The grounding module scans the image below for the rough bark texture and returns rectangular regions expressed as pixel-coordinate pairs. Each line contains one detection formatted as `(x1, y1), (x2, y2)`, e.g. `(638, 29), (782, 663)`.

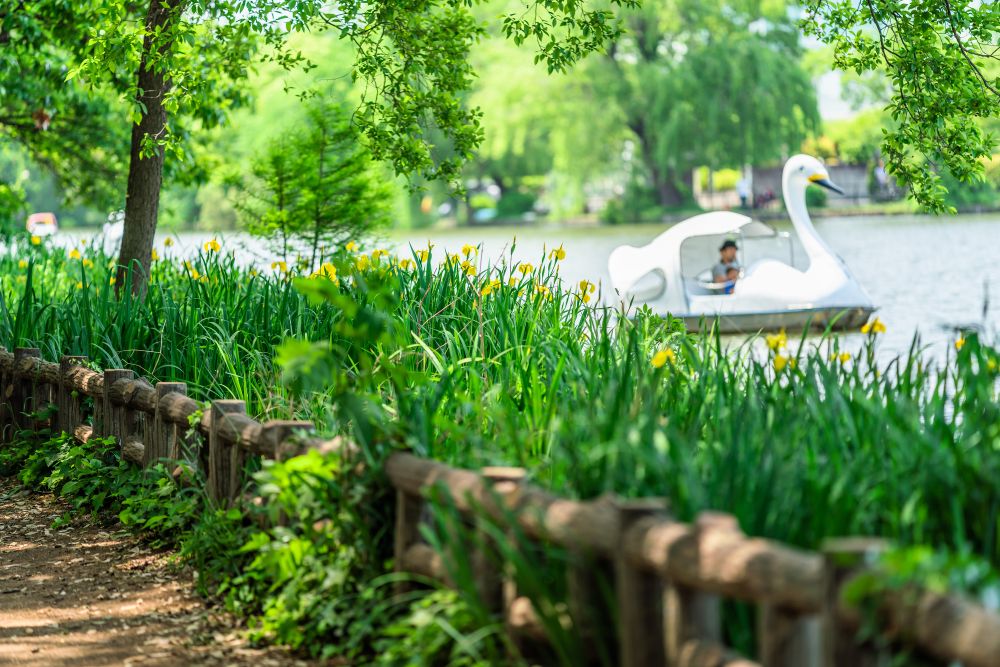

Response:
(118, 0), (178, 297)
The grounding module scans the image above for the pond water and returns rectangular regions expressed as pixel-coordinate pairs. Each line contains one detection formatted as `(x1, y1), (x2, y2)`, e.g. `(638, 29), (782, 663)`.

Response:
(58, 213), (1000, 361)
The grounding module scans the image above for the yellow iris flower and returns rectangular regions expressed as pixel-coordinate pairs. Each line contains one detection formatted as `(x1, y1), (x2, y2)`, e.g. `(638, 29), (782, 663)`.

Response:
(765, 329), (787, 350)
(861, 318), (886, 334)
(651, 348), (676, 368)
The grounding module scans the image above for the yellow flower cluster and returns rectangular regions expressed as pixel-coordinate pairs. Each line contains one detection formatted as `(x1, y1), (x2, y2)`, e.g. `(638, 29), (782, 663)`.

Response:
(861, 317), (886, 335)
(204, 238), (220, 253)
(517, 263), (534, 276)
(30, 235), (41, 246)
(773, 354), (796, 372)
(764, 329), (795, 372)
(828, 351), (851, 365)
(398, 258), (415, 270)
(416, 249), (429, 262)
(151, 249), (160, 262)
(459, 260), (476, 276)
(462, 244), (477, 258)
(480, 278), (502, 297)
(578, 279), (596, 303)
(345, 241), (359, 252)
(651, 348), (676, 368)
(69, 248), (81, 260)
(271, 260), (289, 274)
(549, 244), (566, 261)
(163, 237), (175, 248)
(765, 329), (787, 351)
(955, 336), (966, 351)
(310, 262), (338, 283)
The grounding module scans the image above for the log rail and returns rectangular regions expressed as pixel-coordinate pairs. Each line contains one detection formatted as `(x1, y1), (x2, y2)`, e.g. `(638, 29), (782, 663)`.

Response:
(1, 347), (998, 666)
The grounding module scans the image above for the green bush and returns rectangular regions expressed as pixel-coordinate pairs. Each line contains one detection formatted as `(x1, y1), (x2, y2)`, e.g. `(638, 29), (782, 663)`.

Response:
(805, 183), (828, 208)
(496, 190), (535, 218)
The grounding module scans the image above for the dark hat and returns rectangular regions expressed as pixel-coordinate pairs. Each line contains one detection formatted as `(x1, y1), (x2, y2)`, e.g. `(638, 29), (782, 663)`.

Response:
(719, 239), (738, 251)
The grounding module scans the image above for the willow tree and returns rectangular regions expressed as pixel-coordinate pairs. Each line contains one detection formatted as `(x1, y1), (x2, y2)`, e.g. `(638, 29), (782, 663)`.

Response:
(588, 0), (818, 207)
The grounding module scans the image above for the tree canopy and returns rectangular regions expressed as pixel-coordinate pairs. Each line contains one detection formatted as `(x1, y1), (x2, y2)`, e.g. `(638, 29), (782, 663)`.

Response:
(0, 2), (128, 213)
(803, 0), (1000, 212)
(588, 0), (818, 207)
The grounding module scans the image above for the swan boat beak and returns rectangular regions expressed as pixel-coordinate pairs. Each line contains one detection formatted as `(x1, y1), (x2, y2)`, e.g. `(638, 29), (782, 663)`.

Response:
(808, 173), (845, 195)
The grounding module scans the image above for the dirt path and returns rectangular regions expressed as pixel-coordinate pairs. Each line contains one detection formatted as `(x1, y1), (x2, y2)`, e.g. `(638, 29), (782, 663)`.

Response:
(0, 478), (321, 667)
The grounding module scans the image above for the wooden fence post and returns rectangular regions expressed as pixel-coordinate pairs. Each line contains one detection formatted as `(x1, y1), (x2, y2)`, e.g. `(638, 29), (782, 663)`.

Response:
(474, 467), (525, 614)
(822, 538), (889, 667)
(0, 346), (8, 442)
(99, 369), (134, 444)
(614, 497), (668, 667)
(207, 399), (246, 505)
(394, 484), (425, 594)
(566, 496), (616, 667)
(12, 348), (40, 435)
(759, 604), (821, 667)
(265, 420), (315, 461)
(664, 512), (727, 663)
(57, 356), (87, 435)
(146, 382), (187, 466)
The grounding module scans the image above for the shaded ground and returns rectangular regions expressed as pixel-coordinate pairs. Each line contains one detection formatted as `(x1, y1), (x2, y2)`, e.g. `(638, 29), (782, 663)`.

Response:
(0, 477), (321, 667)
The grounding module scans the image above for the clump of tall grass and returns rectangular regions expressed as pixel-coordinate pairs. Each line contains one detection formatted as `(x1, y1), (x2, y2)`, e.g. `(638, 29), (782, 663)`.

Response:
(4, 234), (999, 570)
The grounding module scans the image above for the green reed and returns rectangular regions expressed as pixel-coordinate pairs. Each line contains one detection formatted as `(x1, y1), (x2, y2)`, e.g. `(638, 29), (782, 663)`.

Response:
(4, 235), (999, 572)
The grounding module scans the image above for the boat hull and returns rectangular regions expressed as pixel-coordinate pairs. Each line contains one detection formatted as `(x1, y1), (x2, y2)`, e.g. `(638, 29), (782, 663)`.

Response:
(677, 306), (875, 334)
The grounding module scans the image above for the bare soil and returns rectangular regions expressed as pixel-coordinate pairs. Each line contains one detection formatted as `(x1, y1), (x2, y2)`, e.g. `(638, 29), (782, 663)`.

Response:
(0, 477), (323, 667)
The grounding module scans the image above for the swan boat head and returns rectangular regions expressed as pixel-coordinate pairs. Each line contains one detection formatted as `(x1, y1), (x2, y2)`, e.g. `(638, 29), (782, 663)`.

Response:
(783, 154), (844, 198)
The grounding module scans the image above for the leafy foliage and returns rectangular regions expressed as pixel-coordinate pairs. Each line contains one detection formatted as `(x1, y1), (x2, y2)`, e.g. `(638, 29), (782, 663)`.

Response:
(802, 0), (1000, 212)
(0, 1), (129, 210)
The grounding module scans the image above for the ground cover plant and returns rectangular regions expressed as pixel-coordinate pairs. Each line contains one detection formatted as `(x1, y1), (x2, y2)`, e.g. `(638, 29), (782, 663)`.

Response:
(1, 232), (999, 662)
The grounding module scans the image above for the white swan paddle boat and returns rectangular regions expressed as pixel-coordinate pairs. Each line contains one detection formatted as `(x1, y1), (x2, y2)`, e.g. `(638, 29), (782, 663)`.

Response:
(607, 154), (875, 333)
(26, 212), (58, 237)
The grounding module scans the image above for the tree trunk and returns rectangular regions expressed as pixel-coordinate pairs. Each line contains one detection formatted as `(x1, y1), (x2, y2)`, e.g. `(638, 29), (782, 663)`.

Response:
(117, 0), (178, 297)
(650, 163), (684, 208)
(632, 121), (685, 208)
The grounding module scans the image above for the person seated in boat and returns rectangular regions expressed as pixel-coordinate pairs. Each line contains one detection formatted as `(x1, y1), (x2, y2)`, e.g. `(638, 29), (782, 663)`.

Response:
(712, 239), (740, 294)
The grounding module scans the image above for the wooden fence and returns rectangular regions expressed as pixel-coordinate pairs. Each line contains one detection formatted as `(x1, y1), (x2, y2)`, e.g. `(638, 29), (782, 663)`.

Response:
(2, 346), (999, 667)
